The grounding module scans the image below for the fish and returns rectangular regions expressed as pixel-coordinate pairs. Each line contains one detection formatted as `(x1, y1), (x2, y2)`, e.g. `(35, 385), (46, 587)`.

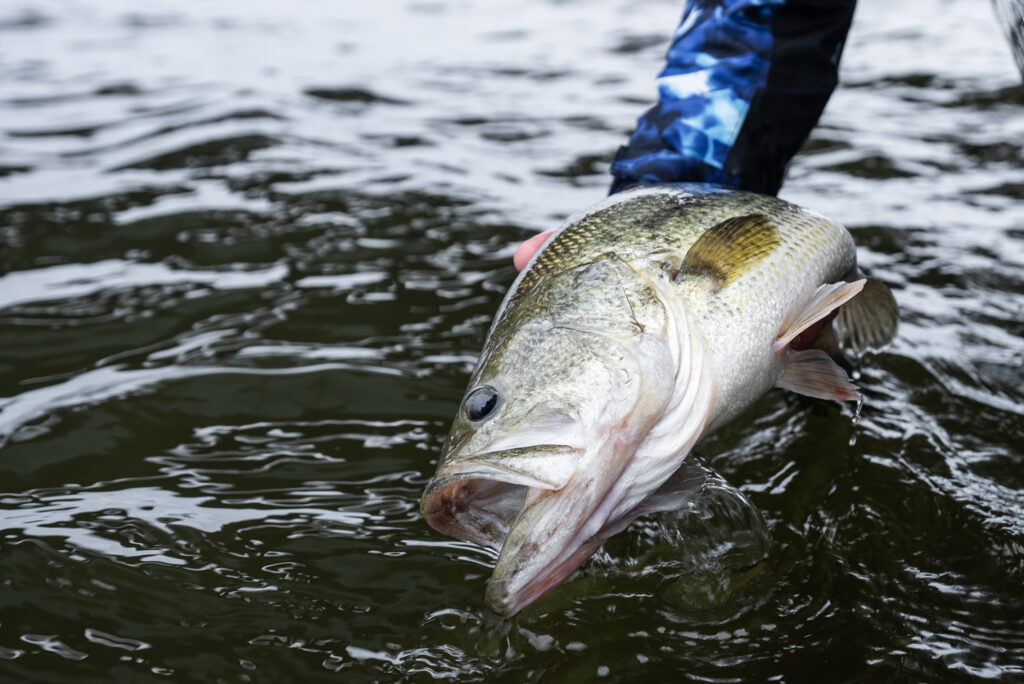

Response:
(420, 184), (898, 617)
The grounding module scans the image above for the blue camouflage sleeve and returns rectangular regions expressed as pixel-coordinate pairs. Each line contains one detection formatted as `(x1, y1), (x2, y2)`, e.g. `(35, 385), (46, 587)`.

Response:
(609, 0), (858, 196)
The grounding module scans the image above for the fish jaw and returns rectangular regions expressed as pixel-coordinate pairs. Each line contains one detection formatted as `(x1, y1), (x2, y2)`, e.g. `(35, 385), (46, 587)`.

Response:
(421, 437), (639, 616)
(423, 430), (684, 618)
(486, 529), (604, 616)
(482, 440), (636, 617)
(419, 445), (580, 549)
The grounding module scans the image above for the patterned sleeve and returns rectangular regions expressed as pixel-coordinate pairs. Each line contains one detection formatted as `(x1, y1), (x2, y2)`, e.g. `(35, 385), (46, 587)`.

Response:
(609, 0), (857, 196)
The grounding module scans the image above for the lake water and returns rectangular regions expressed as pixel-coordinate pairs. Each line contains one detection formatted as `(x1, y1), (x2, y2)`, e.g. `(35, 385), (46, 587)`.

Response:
(1, 0), (1023, 680)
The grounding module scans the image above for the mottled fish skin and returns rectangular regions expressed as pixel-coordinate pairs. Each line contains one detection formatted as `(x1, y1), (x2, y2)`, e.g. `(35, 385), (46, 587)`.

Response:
(422, 184), (864, 616)
(499, 184), (855, 427)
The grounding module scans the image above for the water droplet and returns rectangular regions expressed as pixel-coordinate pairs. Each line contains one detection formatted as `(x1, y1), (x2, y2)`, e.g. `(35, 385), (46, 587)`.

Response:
(849, 397), (864, 446)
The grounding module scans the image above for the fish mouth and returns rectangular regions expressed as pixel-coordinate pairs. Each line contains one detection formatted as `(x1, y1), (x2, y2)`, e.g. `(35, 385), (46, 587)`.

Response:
(420, 472), (529, 550)
(421, 443), (632, 617)
(419, 445), (579, 550)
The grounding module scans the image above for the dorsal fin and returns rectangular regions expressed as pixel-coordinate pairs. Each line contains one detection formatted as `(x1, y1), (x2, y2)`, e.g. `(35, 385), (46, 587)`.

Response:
(677, 213), (781, 291)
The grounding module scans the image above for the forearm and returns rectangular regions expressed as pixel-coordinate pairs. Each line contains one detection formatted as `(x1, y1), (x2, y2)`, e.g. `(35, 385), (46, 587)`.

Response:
(609, 0), (857, 196)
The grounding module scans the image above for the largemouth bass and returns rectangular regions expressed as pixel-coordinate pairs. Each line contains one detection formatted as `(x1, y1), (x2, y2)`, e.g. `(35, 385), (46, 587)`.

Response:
(421, 184), (898, 616)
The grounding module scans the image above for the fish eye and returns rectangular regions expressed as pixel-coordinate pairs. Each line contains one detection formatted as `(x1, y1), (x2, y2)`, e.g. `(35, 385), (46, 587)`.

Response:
(465, 386), (499, 422)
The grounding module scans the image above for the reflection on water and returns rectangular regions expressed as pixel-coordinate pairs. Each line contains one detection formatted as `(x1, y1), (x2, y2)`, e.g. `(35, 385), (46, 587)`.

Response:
(1, 0), (1023, 680)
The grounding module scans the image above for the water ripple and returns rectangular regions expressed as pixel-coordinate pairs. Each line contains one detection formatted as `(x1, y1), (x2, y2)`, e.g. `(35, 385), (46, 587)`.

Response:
(2, 0), (1023, 680)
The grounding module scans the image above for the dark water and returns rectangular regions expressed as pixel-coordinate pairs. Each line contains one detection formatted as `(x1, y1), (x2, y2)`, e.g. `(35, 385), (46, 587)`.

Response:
(1, 0), (1023, 681)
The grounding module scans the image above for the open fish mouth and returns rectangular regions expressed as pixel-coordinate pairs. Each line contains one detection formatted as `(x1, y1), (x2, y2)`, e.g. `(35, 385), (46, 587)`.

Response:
(422, 442), (637, 617)
(420, 444), (580, 550)
(420, 473), (528, 549)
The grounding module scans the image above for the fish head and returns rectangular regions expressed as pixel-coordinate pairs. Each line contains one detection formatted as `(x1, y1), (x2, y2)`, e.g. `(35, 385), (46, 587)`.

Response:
(421, 257), (681, 615)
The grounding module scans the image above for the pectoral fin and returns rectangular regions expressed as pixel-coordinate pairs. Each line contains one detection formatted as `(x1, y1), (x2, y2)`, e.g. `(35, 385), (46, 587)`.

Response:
(834, 279), (899, 352)
(777, 349), (861, 402)
(677, 213), (781, 291)
(775, 280), (865, 351)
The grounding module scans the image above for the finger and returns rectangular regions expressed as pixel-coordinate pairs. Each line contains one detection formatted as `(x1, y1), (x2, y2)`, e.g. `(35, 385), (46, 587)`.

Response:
(513, 229), (555, 271)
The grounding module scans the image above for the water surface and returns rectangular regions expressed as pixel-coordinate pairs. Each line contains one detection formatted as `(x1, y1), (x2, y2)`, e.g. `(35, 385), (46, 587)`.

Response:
(1, 0), (1023, 680)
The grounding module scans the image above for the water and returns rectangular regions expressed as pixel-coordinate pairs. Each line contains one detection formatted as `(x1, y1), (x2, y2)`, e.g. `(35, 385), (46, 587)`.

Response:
(1, 0), (1022, 680)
